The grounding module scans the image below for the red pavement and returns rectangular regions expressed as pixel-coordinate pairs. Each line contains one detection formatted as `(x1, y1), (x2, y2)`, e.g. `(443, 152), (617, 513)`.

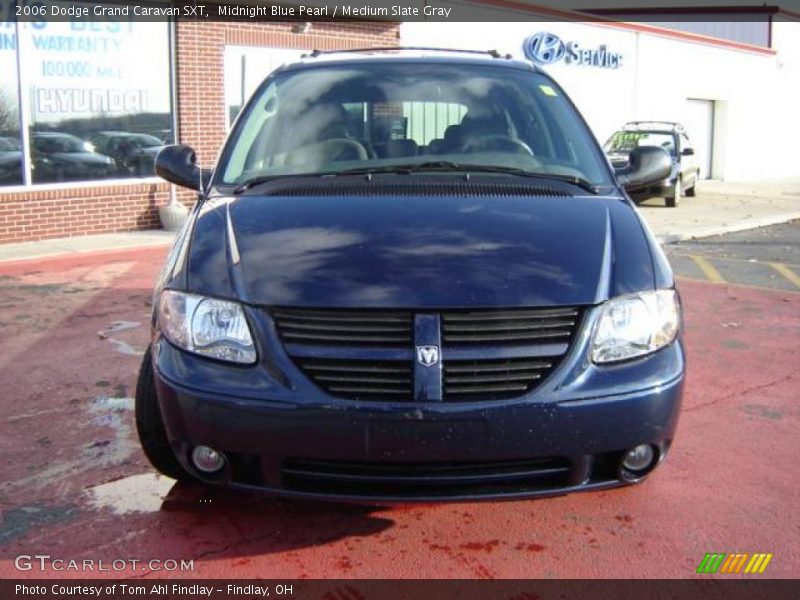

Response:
(0, 247), (798, 579)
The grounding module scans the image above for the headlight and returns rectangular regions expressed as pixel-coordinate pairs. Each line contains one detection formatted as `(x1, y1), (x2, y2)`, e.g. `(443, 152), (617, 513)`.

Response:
(591, 290), (680, 364)
(158, 290), (256, 364)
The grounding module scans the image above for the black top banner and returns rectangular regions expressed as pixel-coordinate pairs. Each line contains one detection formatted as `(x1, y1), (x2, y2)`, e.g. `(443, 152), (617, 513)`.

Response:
(3, 579), (800, 600)
(4, 0), (799, 23)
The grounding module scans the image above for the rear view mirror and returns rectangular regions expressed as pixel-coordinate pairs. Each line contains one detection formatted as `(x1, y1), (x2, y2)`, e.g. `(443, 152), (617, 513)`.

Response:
(615, 146), (673, 191)
(155, 144), (212, 192)
(681, 147), (695, 156)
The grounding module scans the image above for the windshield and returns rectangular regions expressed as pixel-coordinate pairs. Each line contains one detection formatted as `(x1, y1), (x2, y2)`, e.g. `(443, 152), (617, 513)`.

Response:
(218, 62), (613, 187)
(34, 134), (86, 153)
(128, 134), (164, 148)
(0, 137), (21, 152)
(605, 131), (676, 156)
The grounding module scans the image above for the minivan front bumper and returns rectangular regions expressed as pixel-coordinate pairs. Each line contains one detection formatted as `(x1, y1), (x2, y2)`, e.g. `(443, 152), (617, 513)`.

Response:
(151, 329), (685, 502)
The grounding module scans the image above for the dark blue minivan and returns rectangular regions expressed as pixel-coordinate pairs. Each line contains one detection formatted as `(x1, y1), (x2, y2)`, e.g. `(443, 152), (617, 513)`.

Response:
(136, 49), (684, 502)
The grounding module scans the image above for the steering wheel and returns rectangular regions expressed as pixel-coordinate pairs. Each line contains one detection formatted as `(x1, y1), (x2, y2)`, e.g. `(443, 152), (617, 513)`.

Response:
(460, 135), (535, 156)
(317, 138), (369, 162)
(285, 138), (369, 168)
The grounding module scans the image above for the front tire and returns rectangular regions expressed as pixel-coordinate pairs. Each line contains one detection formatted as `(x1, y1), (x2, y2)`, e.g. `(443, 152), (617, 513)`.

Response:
(135, 347), (193, 480)
(686, 177), (697, 197)
(666, 178), (681, 208)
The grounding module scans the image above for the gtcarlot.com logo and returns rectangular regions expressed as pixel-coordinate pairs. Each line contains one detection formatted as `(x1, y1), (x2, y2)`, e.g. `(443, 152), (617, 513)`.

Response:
(14, 554), (194, 572)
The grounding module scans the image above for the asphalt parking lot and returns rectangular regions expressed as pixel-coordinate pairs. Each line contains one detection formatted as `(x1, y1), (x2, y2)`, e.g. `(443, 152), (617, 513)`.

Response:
(0, 223), (798, 579)
(665, 220), (800, 292)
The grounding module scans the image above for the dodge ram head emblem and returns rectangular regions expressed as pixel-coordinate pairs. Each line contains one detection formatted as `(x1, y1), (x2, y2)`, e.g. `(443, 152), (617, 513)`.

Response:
(416, 345), (440, 367)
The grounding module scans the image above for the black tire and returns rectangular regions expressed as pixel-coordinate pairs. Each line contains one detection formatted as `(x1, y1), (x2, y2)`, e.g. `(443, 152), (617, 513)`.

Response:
(686, 181), (697, 197)
(665, 178), (681, 208)
(135, 347), (193, 480)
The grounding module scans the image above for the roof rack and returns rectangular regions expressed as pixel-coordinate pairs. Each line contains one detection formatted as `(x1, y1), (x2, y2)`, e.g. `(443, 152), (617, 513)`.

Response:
(302, 47), (513, 60)
(624, 121), (685, 131)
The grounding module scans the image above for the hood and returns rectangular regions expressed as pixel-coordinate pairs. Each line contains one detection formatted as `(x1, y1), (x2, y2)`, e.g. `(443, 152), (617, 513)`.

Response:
(50, 152), (112, 166)
(0, 151), (21, 166)
(132, 145), (164, 158)
(184, 192), (656, 308)
(606, 151), (630, 168)
(607, 150), (678, 169)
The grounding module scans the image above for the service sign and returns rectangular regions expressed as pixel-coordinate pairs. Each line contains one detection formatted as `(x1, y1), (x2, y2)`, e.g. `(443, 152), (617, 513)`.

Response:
(523, 31), (624, 69)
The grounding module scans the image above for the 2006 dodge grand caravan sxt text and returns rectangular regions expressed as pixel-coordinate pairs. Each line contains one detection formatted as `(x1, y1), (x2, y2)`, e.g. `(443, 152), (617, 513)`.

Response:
(136, 48), (684, 502)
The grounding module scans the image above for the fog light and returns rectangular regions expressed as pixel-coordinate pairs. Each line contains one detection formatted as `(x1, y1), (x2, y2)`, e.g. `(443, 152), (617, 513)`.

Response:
(191, 445), (225, 473)
(621, 444), (656, 473)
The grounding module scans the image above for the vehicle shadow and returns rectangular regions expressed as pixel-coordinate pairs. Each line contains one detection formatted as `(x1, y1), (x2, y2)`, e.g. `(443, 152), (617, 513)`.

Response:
(634, 199), (671, 208)
(140, 480), (396, 563)
(0, 248), (396, 566)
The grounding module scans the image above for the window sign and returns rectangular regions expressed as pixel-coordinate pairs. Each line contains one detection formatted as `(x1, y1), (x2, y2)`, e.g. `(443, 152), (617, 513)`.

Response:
(0, 0), (23, 187)
(1, 0), (174, 187)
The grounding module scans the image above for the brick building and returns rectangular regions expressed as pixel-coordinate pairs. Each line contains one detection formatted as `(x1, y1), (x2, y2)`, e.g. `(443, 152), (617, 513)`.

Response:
(2, 2), (798, 245)
(0, 7), (398, 244)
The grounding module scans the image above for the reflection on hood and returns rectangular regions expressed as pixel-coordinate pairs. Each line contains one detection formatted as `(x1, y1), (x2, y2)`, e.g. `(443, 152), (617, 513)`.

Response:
(185, 192), (656, 308)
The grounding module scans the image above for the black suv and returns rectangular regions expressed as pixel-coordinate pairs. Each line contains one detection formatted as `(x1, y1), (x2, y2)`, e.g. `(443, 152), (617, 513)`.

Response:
(137, 49), (684, 502)
(605, 122), (699, 207)
(30, 132), (117, 183)
(90, 131), (166, 177)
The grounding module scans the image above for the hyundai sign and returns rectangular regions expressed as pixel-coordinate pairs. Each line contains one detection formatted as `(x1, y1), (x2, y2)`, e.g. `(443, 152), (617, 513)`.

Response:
(524, 32), (623, 69)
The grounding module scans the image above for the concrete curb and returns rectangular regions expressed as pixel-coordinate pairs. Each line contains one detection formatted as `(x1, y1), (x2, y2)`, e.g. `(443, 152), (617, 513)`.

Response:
(0, 231), (175, 264)
(655, 211), (800, 245)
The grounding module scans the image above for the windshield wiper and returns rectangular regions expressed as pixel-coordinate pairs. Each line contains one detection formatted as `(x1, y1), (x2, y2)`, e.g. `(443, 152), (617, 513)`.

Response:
(332, 161), (464, 176)
(332, 162), (600, 194)
(233, 162), (601, 195)
(232, 175), (278, 194)
(231, 173), (313, 194)
(508, 171), (601, 194)
(232, 163), (463, 193)
(458, 165), (600, 194)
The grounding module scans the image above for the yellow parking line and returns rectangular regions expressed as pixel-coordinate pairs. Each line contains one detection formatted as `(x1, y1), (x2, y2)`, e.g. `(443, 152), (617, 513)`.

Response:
(691, 255), (726, 284)
(770, 263), (800, 289)
(670, 251), (800, 270)
(676, 274), (800, 295)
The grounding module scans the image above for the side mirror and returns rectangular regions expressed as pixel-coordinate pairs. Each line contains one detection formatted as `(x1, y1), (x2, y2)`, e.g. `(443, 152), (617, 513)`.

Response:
(681, 147), (695, 156)
(155, 144), (211, 192)
(615, 146), (673, 190)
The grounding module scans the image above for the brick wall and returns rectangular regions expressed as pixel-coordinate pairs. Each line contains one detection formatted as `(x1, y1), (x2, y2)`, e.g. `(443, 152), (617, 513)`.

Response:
(0, 183), (170, 244)
(0, 19), (399, 245)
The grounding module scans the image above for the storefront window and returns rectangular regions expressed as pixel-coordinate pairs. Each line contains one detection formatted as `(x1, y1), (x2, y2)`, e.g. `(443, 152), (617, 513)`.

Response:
(3, 1), (174, 186)
(0, 1), (23, 187)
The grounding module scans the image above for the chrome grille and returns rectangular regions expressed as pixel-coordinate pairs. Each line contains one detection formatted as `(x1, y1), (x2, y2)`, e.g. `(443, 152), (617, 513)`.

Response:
(443, 357), (555, 400)
(295, 358), (413, 401)
(441, 307), (579, 345)
(271, 306), (581, 402)
(273, 308), (412, 346)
